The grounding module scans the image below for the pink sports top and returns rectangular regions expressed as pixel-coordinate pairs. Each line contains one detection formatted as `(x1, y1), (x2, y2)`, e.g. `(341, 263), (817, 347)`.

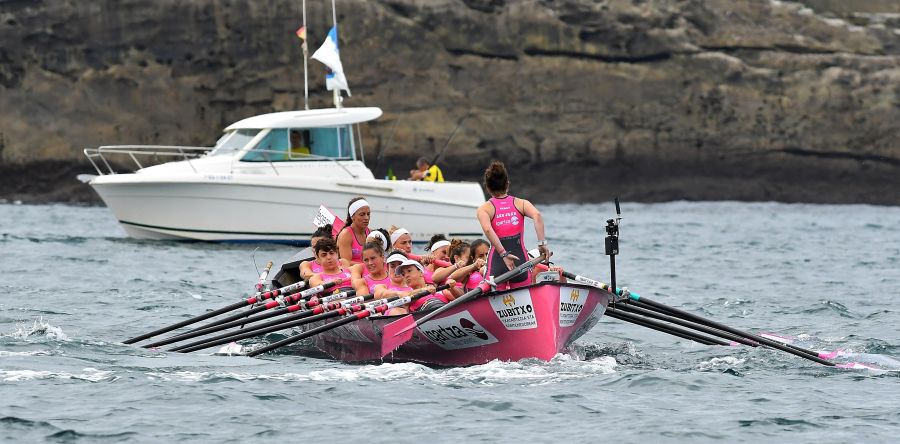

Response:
(309, 261), (324, 274)
(486, 195), (530, 288)
(464, 271), (484, 291)
(409, 291), (450, 312)
(423, 267), (435, 284)
(364, 273), (391, 295)
(344, 226), (371, 264)
(489, 195), (524, 237)
(318, 269), (353, 292)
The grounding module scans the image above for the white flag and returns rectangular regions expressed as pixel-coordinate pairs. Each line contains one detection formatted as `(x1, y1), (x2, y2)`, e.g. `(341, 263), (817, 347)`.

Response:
(311, 26), (351, 96)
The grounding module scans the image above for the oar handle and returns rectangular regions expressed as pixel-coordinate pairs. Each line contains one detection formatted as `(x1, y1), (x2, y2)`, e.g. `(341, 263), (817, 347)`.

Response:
(410, 254), (550, 272)
(255, 261), (274, 293)
(246, 285), (450, 357)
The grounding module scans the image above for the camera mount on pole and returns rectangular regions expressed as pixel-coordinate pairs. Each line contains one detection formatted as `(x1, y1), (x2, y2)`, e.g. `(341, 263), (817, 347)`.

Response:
(605, 197), (622, 294)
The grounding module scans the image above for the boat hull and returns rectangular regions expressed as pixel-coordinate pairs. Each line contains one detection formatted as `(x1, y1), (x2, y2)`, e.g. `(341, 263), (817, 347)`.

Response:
(302, 282), (609, 366)
(89, 174), (484, 242)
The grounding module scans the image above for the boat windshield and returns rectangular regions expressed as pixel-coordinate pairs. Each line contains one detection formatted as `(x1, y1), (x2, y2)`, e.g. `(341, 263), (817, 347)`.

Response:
(241, 126), (354, 162)
(208, 129), (261, 156)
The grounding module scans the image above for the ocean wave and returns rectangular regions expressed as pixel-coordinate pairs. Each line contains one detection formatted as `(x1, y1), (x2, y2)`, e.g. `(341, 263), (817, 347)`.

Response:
(0, 350), (51, 357)
(147, 354), (617, 385)
(2, 318), (69, 342)
(0, 367), (116, 382)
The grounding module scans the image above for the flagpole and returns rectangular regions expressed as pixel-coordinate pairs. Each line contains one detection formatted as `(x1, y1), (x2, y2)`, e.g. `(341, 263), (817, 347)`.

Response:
(302, 0), (309, 110)
(331, 0), (341, 109)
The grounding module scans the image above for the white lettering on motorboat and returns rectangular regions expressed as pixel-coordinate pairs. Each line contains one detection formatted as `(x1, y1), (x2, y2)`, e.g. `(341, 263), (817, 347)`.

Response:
(489, 290), (537, 330)
(559, 287), (586, 327)
(203, 174), (233, 181)
(417, 311), (498, 350)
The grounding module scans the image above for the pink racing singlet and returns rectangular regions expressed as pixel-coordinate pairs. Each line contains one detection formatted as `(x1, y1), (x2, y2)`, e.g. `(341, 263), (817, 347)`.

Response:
(464, 271), (484, 291)
(318, 269), (353, 292)
(344, 227), (371, 264)
(364, 274), (391, 295)
(423, 267), (435, 284)
(309, 261), (324, 274)
(409, 292), (449, 312)
(485, 195), (529, 288)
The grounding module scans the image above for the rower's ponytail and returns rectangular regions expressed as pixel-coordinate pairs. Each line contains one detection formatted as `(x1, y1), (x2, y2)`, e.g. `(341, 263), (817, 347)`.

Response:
(484, 160), (509, 195)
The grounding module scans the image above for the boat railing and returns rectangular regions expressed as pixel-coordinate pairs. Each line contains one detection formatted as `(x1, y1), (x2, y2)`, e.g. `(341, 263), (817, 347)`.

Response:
(240, 149), (360, 179)
(84, 145), (213, 175)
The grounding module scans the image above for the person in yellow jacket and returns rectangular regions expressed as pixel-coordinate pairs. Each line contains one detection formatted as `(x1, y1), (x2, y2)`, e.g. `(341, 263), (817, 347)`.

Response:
(409, 157), (444, 182)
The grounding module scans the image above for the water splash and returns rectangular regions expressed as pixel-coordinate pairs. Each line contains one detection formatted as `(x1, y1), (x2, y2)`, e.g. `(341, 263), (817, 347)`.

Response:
(0, 368), (116, 382)
(147, 353), (617, 386)
(2, 318), (69, 342)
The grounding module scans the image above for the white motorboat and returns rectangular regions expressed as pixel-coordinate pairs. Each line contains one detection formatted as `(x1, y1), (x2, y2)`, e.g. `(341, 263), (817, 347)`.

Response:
(81, 107), (485, 243)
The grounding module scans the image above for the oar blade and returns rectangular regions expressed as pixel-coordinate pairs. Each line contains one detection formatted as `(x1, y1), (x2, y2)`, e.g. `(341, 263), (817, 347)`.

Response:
(380, 314), (415, 357)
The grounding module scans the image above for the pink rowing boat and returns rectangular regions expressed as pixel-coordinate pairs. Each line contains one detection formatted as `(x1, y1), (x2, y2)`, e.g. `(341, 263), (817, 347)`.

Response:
(296, 281), (610, 366)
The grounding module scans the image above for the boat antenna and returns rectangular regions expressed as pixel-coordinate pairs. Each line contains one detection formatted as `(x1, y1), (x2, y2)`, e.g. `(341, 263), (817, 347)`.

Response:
(431, 111), (470, 166)
(302, 0), (309, 110)
(605, 197), (622, 293)
(330, 0), (341, 110)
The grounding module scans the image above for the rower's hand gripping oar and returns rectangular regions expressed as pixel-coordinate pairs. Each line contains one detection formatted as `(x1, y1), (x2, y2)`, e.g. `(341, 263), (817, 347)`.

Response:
(380, 254), (547, 357)
(246, 284), (453, 357)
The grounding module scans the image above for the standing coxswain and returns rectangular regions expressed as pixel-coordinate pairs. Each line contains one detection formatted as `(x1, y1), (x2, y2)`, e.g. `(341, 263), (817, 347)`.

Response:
(476, 160), (551, 290)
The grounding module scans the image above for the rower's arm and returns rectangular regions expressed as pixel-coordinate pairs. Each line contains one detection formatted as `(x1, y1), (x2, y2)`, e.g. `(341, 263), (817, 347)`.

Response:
(430, 265), (455, 284)
(349, 263), (365, 280)
(299, 260), (315, 280)
(352, 278), (370, 296)
(476, 204), (507, 255)
(336, 230), (353, 263)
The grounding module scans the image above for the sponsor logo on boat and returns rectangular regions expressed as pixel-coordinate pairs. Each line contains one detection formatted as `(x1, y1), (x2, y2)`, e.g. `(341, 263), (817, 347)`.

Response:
(559, 287), (586, 327)
(417, 311), (498, 350)
(489, 289), (537, 330)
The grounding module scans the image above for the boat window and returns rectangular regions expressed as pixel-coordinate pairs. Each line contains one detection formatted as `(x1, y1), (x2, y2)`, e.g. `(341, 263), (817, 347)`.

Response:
(241, 126), (355, 162)
(208, 129), (260, 156)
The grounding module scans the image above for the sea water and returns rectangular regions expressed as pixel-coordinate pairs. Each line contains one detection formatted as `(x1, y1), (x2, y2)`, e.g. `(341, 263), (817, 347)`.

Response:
(1, 202), (898, 443)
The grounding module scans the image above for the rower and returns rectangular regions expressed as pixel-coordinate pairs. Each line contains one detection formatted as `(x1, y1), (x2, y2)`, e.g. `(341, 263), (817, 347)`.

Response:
(299, 224), (351, 280)
(388, 226), (413, 254)
(446, 239), (487, 291)
(396, 258), (462, 311)
(476, 160), (551, 290)
(337, 197), (371, 264)
(352, 241), (390, 295)
(308, 238), (353, 292)
(470, 239), (490, 269)
(424, 234), (453, 284)
(408, 157), (444, 183)
(373, 252), (413, 315)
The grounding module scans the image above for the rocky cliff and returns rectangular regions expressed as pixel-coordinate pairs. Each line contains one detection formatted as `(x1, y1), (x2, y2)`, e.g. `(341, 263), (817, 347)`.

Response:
(1, 0), (899, 204)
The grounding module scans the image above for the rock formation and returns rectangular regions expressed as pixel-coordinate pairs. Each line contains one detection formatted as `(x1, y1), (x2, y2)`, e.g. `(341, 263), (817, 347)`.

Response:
(1, 0), (898, 204)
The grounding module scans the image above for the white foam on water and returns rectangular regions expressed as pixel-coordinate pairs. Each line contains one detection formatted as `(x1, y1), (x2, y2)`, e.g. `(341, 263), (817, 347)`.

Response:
(0, 367), (116, 382)
(0, 350), (51, 357)
(697, 356), (746, 371)
(2, 318), (70, 342)
(146, 353), (617, 385)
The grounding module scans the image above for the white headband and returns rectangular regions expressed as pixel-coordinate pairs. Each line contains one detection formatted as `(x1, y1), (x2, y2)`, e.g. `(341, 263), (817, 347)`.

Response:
(429, 240), (451, 252)
(386, 253), (407, 264)
(390, 228), (410, 245)
(348, 199), (370, 217)
(366, 231), (388, 248)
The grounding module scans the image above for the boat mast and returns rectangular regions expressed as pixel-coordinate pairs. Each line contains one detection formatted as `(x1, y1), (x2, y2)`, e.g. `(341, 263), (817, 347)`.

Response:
(302, 0), (309, 110)
(331, 0), (341, 110)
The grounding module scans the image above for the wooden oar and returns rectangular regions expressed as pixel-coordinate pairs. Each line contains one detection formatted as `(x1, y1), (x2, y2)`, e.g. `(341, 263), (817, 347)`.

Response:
(143, 286), (355, 349)
(171, 292), (374, 353)
(615, 303), (758, 347)
(123, 277), (315, 344)
(562, 271), (836, 367)
(605, 307), (729, 346)
(380, 254), (546, 357)
(246, 285), (451, 357)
